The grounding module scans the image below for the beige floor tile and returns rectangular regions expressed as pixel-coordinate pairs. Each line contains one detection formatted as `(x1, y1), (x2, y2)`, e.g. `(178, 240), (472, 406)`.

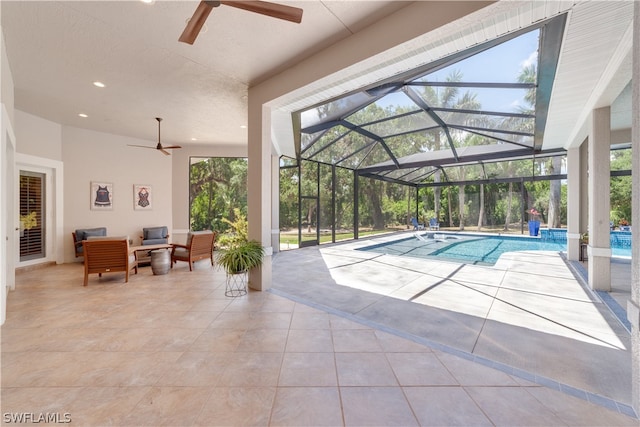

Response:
(122, 386), (213, 426)
(270, 387), (343, 426)
(404, 386), (493, 426)
(285, 328), (334, 352)
(188, 328), (246, 352)
(289, 311), (332, 329)
(386, 352), (458, 386)
(335, 352), (398, 386)
(208, 311), (253, 329)
(340, 386), (419, 426)
(196, 387), (276, 426)
(248, 312), (293, 329)
(155, 351), (233, 386)
(332, 329), (383, 352)
(235, 328), (289, 353)
(278, 352), (337, 386)
(259, 295), (297, 313)
(216, 352), (283, 387)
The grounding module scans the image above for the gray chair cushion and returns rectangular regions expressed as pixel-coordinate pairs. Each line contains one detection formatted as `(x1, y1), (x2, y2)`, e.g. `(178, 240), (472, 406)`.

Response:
(144, 226), (168, 240)
(173, 247), (189, 257)
(75, 227), (107, 242)
(143, 238), (168, 245)
(142, 226), (168, 245)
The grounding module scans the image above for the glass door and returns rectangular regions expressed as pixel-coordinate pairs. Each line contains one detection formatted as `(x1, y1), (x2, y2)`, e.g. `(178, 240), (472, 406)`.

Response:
(299, 195), (319, 247)
(19, 171), (45, 261)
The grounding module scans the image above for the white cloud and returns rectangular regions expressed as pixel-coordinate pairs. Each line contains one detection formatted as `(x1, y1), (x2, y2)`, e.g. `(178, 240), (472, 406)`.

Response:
(521, 51), (538, 69)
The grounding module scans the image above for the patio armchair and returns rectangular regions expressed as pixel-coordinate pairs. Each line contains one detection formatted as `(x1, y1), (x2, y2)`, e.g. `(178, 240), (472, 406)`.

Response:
(138, 226), (170, 264)
(429, 218), (440, 231)
(171, 230), (215, 271)
(141, 226), (170, 245)
(82, 236), (137, 286)
(411, 217), (425, 230)
(72, 227), (107, 258)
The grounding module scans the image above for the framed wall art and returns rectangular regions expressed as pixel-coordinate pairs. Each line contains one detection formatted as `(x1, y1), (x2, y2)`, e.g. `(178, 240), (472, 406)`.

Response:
(90, 181), (113, 210)
(134, 184), (152, 210)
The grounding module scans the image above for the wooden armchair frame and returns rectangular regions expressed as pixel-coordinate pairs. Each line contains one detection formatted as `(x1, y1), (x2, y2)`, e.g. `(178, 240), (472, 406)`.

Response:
(171, 231), (215, 271)
(82, 238), (137, 286)
(72, 227), (107, 258)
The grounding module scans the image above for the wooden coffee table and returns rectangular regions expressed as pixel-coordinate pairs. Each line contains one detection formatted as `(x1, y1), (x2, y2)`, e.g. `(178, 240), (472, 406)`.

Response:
(130, 244), (172, 275)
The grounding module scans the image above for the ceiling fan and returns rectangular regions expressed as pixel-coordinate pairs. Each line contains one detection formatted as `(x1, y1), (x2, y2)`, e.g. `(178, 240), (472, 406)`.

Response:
(179, 0), (303, 45)
(128, 118), (181, 156)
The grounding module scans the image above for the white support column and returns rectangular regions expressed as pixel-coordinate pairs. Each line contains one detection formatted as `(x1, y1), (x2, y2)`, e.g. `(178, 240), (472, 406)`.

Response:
(587, 107), (611, 291)
(247, 103), (272, 291)
(580, 142), (589, 233)
(629, 0), (640, 414)
(271, 155), (280, 254)
(566, 147), (581, 261)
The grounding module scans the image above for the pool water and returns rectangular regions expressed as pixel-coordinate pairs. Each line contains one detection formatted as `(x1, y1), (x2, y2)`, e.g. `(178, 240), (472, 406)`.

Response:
(359, 233), (631, 266)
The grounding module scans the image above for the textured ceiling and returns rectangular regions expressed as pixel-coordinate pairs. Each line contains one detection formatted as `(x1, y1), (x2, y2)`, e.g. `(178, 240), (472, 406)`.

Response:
(1, 0), (411, 146)
(1, 0), (633, 153)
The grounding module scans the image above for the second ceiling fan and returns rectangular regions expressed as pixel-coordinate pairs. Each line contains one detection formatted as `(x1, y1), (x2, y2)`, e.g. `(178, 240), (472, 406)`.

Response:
(128, 117), (181, 156)
(179, 1), (303, 45)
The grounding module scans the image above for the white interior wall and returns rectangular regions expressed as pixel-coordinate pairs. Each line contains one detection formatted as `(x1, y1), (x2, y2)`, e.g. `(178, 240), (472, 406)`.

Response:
(15, 110), (62, 161)
(62, 126), (173, 262)
(1, 12), (15, 324)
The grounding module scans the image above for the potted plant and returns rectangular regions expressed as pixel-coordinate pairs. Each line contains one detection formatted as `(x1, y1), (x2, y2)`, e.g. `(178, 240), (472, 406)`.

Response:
(527, 208), (541, 236)
(218, 239), (265, 296)
(218, 239), (265, 275)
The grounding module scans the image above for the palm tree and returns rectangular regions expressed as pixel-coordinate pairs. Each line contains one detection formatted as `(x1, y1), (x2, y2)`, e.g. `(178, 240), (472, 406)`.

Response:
(420, 71), (481, 228)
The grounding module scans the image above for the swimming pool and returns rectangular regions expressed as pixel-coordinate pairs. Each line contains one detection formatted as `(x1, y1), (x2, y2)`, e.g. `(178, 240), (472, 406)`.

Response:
(359, 232), (631, 265)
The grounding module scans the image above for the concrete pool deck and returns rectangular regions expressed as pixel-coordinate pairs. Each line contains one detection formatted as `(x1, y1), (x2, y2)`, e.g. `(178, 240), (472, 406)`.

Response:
(272, 230), (635, 418)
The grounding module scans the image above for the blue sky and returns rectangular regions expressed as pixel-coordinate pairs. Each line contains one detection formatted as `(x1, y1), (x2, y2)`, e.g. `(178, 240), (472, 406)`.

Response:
(426, 29), (540, 111)
(373, 29), (540, 114)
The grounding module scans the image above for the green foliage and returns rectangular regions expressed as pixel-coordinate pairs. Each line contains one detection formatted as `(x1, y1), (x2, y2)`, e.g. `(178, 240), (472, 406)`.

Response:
(610, 149), (632, 223)
(217, 239), (265, 274)
(190, 157), (247, 232)
(218, 208), (248, 247)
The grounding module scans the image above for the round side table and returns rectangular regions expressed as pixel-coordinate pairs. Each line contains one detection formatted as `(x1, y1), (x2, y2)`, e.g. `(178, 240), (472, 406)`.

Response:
(150, 249), (171, 275)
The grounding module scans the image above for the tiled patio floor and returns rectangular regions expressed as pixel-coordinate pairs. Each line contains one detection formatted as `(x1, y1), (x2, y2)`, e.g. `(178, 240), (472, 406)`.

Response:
(1, 235), (637, 426)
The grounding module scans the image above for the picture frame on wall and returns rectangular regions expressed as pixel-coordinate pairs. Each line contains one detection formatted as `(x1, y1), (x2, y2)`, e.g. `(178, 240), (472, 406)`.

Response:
(90, 181), (113, 210)
(134, 184), (152, 210)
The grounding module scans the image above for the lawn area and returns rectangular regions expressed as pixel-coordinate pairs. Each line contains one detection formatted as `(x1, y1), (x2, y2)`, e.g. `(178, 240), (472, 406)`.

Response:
(278, 223), (537, 247)
(279, 227), (405, 246)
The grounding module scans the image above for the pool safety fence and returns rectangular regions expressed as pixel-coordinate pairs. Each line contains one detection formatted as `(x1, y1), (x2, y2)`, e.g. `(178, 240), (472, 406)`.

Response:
(540, 228), (631, 248)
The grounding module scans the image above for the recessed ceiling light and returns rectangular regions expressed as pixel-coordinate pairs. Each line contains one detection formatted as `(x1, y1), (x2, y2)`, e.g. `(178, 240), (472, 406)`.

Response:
(78, 113), (88, 118)
(93, 81), (105, 88)
(140, 0), (154, 4)
(240, 125), (247, 129)
(191, 138), (197, 141)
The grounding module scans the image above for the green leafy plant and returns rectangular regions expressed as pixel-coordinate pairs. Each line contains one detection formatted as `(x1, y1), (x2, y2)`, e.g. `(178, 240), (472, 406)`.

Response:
(217, 239), (264, 274)
(218, 208), (248, 248)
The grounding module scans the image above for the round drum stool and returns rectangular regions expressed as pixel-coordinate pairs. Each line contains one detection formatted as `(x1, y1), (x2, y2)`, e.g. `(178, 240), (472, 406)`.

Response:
(150, 249), (171, 275)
